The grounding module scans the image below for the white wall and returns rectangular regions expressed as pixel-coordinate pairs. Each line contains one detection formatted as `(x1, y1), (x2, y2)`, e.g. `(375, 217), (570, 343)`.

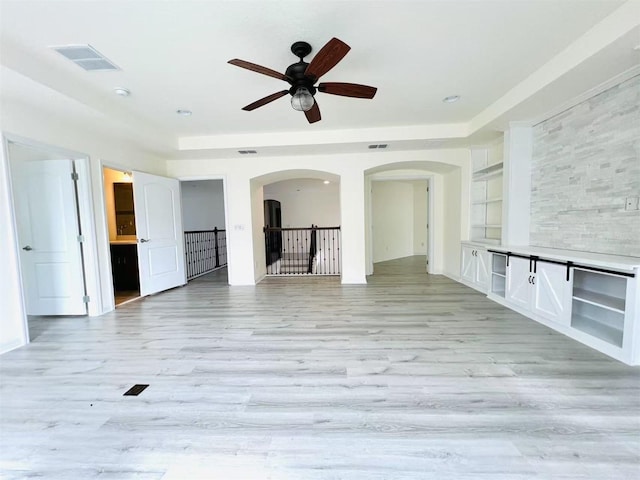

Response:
(412, 180), (428, 255)
(181, 179), (226, 231)
(443, 168), (462, 278)
(0, 144), (28, 353)
(372, 181), (415, 263)
(167, 149), (470, 285)
(263, 178), (340, 227)
(1, 96), (169, 322)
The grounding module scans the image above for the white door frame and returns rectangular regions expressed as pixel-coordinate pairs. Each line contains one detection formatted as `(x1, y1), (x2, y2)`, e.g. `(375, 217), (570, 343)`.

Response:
(366, 174), (434, 275)
(2, 134), (102, 343)
(173, 174), (231, 285)
(99, 163), (136, 312)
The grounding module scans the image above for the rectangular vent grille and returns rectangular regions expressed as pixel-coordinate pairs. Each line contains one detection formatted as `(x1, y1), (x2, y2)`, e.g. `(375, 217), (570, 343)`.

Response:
(238, 150), (257, 155)
(123, 384), (149, 396)
(368, 144), (388, 149)
(51, 45), (119, 71)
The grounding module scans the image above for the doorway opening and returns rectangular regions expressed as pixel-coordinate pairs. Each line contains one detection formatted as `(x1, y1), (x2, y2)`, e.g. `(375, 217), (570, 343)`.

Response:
(369, 178), (430, 275)
(180, 179), (228, 281)
(5, 138), (93, 342)
(103, 166), (140, 306)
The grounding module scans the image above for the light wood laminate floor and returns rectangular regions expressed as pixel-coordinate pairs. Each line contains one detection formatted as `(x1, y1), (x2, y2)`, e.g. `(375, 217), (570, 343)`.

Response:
(1, 256), (639, 479)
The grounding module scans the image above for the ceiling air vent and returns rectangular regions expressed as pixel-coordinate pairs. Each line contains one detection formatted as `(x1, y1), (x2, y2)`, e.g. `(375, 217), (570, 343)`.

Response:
(51, 44), (119, 71)
(368, 144), (388, 149)
(238, 150), (257, 155)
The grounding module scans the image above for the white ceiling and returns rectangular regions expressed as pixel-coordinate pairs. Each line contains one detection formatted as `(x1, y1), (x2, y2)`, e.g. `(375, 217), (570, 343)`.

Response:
(1, 0), (638, 159)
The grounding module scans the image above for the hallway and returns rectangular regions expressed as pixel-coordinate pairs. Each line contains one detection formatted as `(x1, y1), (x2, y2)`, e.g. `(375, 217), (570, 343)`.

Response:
(1, 259), (639, 479)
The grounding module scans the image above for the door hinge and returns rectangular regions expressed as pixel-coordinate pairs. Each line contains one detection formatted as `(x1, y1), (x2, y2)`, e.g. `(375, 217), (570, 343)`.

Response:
(71, 172), (79, 181)
(77, 235), (84, 243)
(82, 295), (90, 303)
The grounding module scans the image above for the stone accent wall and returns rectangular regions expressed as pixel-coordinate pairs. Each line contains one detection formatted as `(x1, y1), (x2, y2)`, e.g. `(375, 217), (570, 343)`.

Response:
(530, 75), (640, 257)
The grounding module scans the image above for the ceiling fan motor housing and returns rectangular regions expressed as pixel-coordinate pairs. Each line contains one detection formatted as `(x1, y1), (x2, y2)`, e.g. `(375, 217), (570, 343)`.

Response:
(285, 61), (316, 96)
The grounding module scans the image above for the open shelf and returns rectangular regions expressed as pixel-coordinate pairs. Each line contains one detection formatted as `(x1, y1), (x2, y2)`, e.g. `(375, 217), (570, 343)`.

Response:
(492, 254), (507, 275)
(470, 144), (503, 245)
(573, 288), (625, 313)
(572, 314), (623, 348)
(473, 197), (502, 205)
(473, 162), (503, 181)
(491, 274), (506, 298)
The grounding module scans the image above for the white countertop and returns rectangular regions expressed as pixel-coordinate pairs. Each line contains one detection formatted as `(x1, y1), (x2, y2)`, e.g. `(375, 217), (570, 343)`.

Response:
(485, 245), (640, 272)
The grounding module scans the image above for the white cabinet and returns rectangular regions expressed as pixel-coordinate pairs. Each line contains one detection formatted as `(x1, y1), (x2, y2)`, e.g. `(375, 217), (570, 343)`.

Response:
(461, 245), (490, 292)
(505, 256), (571, 324)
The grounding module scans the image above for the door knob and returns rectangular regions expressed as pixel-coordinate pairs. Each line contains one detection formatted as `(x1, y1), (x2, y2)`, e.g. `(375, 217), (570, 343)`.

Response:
(22, 245), (33, 251)
(139, 238), (150, 243)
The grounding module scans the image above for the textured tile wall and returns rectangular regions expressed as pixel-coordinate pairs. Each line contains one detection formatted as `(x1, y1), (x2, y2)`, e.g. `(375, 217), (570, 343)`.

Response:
(530, 75), (640, 257)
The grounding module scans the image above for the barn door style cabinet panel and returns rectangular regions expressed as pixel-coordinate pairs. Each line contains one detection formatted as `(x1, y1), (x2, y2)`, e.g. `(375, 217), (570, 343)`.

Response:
(487, 246), (640, 365)
(460, 243), (490, 293)
(504, 256), (571, 325)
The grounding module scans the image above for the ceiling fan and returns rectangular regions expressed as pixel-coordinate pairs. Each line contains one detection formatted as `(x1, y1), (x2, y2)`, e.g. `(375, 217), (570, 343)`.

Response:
(228, 38), (377, 124)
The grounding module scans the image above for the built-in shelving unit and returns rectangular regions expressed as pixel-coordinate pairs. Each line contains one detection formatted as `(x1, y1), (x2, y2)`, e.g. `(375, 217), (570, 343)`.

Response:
(571, 268), (627, 348)
(470, 142), (503, 244)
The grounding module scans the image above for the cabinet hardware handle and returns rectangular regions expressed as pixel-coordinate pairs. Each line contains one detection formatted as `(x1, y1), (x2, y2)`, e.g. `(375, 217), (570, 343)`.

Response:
(528, 275), (532, 284)
(531, 276), (535, 285)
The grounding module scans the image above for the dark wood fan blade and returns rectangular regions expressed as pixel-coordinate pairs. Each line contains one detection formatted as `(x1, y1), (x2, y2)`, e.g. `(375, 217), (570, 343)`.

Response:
(304, 38), (351, 79)
(318, 82), (377, 99)
(228, 59), (289, 81)
(305, 101), (321, 123)
(242, 90), (289, 111)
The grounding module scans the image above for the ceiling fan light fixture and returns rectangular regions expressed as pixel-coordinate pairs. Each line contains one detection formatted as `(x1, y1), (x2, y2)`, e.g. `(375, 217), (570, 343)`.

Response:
(291, 87), (315, 112)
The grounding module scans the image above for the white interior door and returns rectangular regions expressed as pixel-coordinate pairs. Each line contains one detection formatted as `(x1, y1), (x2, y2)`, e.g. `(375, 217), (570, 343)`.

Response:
(12, 159), (86, 315)
(133, 171), (186, 296)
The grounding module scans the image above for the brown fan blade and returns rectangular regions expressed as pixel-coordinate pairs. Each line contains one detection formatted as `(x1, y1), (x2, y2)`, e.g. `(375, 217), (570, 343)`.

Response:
(242, 90), (289, 111)
(304, 38), (351, 79)
(318, 82), (377, 99)
(305, 101), (321, 124)
(228, 59), (289, 81)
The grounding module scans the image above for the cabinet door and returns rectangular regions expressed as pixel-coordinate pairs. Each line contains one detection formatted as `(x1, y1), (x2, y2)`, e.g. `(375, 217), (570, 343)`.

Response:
(461, 246), (475, 283)
(506, 256), (531, 310)
(532, 261), (570, 324)
(475, 249), (490, 290)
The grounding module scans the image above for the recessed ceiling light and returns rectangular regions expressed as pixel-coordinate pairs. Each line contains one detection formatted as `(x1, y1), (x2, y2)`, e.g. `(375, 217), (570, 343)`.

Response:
(176, 109), (192, 116)
(443, 95), (460, 103)
(113, 87), (130, 97)
(323, 180), (330, 184)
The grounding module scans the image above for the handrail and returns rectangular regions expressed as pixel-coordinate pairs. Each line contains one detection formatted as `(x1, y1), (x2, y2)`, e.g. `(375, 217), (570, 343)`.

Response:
(264, 225), (340, 275)
(184, 228), (227, 280)
(263, 226), (340, 232)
